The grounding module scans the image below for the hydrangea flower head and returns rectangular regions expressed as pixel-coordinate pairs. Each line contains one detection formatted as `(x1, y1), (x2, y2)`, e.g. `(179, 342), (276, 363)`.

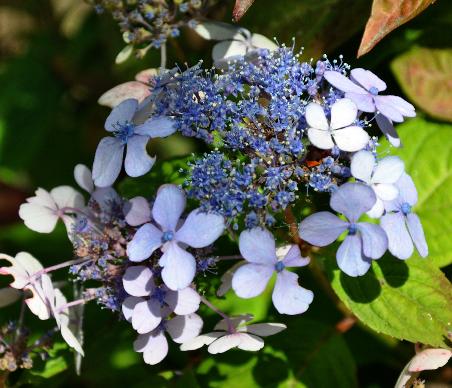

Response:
(19, 186), (84, 236)
(127, 184), (225, 290)
(92, 99), (176, 187)
(299, 183), (388, 276)
(306, 98), (369, 152)
(351, 150), (405, 218)
(232, 228), (313, 315)
(381, 173), (428, 259)
(181, 315), (286, 354)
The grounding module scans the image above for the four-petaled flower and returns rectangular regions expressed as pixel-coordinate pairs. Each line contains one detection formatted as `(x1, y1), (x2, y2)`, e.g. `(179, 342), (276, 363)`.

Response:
(324, 68), (415, 147)
(181, 315), (286, 354)
(127, 184), (225, 290)
(121, 265), (201, 334)
(306, 98), (369, 152)
(299, 183), (388, 276)
(232, 228), (313, 315)
(351, 150), (405, 218)
(19, 186), (84, 238)
(92, 98), (176, 187)
(381, 173), (428, 260)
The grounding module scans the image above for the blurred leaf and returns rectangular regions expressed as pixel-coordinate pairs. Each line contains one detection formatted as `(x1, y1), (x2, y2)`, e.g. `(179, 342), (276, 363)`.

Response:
(326, 254), (452, 349)
(358, 0), (435, 57)
(232, 0), (256, 22)
(0, 287), (21, 308)
(391, 48), (452, 121)
(30, 356), (68, 379)
(379, 118), (452, 267)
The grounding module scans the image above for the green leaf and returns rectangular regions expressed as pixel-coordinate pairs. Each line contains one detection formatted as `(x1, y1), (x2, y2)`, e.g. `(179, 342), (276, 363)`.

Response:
(380, 118), (452, 267)
(30, 356), (68, 379)
(391, 48), (452, 121)
(326, 254), (452, 349)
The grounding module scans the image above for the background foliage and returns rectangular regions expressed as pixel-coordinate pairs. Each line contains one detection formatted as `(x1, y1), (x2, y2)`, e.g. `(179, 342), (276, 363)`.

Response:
(0, 0), (450, 386)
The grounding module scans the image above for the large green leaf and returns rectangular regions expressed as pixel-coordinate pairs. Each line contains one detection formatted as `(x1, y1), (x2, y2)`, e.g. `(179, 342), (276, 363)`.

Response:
(391, 48), (452, 122)
(326, 254), (452, 349)
(380, 118), (452, 267)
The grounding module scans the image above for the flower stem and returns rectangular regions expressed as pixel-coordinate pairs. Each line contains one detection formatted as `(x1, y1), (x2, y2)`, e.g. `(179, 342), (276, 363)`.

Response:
(217, 255), (242, 261)
(200, 295), (235, 333)
(160, 43), (167, 70)
(31, 257), (92, 280)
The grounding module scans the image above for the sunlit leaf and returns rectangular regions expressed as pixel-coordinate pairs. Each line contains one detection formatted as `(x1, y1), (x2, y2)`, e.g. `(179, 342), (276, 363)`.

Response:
(391, 48), (452, 122)
(358, 0), (435, 57)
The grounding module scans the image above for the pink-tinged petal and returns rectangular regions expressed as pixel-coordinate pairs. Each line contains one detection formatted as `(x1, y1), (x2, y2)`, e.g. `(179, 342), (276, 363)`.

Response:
(366, 198), (385, 219)
(373, 183), (399, 201)
(330, 98), (358, 130)
(244, 323), (286, 337)
(380, 213), (413, 260)
(159, 243), (196, 290)
(92, 137), (124, 188)
(351, 150), (375, 184)
(134, 116), (176, 138)
(17, 251), (44, 274)
(375, 96), (404, 123)
(350, 68), (387, 92)
(372, 156), (404, 184)
(396, 173), (418, 206)
(122, 296), (142, 322)
(305, 103), (329, 131)
(167, 313), (203, 344)
(125, 196), (151, 226)
(299, 212), (347, 246)
(272, 270), (313, 315)
(330, 182), (376, 222)
(180, 332), (224, 351)
(60, 325), (84, 356)
(104, 98), (138, 132)
(281, 245), (310, 268)
(232, 263), (273, 298)
(208, 334), (242, 354)
(358, 223), (388, 259)
(19, 203), (58, 233)
(98, 82), (150, 108)
(332, 125), (370, 152)
(406, 213), (428, 258)
(238, 227), (277, 264)
(375, 114), (401, 147)
(127, 223), (162, 262)
(345, 92), (376, 112)
(324, 71), (367, 94)
(336, 235), (372, 277)
(408, 348), (452, 372)
(122, 266), (154, 297)
(193, 21), (241, 41)
(152, 184), (186, 231)
(132, 299), (163, 334)
(25, 283), (52, 320)
(166, 287), (201, 315)
(307, 128), (334, 150)
(141, 332), (169, 365)
(74, 164), (94, 193)
(237, 333), (264, 351)
(0, 288), (21, 308)
(135, 68), (158, 84)
(176, 210), (224, 248)
(124, 135), (156, 178)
